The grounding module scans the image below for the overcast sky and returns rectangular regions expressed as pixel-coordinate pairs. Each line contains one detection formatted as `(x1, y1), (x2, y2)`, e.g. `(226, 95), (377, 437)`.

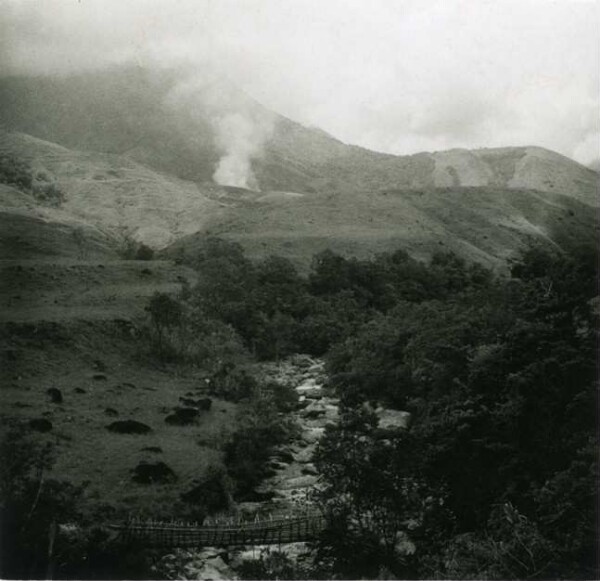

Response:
(1, 0), (598, 163)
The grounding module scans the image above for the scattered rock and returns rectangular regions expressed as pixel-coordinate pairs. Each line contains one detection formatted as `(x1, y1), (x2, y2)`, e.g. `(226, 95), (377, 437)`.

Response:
(132, 461), (176, 484)
(305, 392), (323, 401)
(295, 399), (309, 411)
(301, 427), (325, 445)
(179, 396), (198, 407)
(165, 407), (199, 426)
(302, 408), (325, 420)
(106, 420), (152, 434)
(121, 382), (136, 389)
(268, 460), (289, 472)
(29, 418), (53, 432)
(294, 447), (314, 464)
(290, 354), (316, 369)
(375, 408), (411, 430)
(197, 397), (212, 411)
(141, 446), (163, 453)
(301, 464), (318, 476)
(104, 407), (119, 417)
(178, 396), (212, 410)
(192, 555), (234, 581)
(274, 449), (295, 464)
(279, 475), (318, 490)
(46, 387), (63, 404)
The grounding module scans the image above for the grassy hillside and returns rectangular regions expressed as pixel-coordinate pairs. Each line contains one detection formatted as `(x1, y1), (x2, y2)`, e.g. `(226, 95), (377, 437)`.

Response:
(163, 186), (598, 271)
(0, 130), (224, 252)
(0, 67), (597, 205)
(0, 253), (242, 520)
(0, 317), (236, 519)
(2, 128), (596, 272)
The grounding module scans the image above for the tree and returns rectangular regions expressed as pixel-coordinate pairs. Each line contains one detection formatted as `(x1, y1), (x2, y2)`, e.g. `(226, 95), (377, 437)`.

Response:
(0, 427), (84, 579)
(145, 292), (183, 359)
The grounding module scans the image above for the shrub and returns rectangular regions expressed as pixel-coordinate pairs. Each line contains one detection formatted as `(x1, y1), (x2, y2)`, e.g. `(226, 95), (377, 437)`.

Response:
(135, 244), (154, 261)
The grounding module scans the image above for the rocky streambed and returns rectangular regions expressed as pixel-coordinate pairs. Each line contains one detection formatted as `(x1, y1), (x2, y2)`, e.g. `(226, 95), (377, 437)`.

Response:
(155, 357), (413, 579)
(246, 357), (338, 512)
(155, 357), (338, 580)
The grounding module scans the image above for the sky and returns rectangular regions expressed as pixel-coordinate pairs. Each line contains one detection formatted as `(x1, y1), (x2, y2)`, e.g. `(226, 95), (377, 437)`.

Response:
(0, 0), (598, 164)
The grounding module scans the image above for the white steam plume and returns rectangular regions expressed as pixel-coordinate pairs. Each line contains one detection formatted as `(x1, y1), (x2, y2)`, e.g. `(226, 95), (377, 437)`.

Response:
(212, 111), (271, 189)
(165, 72), (274, 190)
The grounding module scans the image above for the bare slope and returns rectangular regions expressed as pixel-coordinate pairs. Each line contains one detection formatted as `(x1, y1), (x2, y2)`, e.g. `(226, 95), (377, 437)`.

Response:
(0, 130), (223, 252)
(2, 128), (596, 272)
(163, 186), (597, 270)
(0, 67), (597, 205)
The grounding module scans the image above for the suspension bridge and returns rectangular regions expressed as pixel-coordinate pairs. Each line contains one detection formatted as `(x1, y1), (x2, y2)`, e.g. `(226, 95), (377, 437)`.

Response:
(107, 511), (328, 548)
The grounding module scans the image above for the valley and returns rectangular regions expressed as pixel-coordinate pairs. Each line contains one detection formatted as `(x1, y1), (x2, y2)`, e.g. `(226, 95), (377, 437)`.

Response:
(0, 64), (597, 580)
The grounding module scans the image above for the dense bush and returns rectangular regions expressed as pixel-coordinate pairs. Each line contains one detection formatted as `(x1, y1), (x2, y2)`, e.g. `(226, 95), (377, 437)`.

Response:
(0, 427), (85, 579)
(140, 238), (596, 578)
(224, 395), (298, 499)
(0, 156), (64, 205)
(314, 246), (598, 579)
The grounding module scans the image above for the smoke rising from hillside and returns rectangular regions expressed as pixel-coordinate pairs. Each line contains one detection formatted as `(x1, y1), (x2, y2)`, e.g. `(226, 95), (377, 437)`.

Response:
(212, 112), (272, 189)
(0, 0), (598, 164)
(164, 73), (274, 189)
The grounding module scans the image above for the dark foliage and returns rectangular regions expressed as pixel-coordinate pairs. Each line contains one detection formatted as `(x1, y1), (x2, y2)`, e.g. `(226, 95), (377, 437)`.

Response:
(316, 246), (598, 579)
(139, 237), (596, 578)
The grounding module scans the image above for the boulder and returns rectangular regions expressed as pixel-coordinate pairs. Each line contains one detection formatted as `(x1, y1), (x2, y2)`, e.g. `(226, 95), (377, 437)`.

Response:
(104, 407), (119, 417)
(29, 418), (53, 432)
(74, 387), (86, 394)
(179, 396), (198, 407)
(294, 447), (314, 464)
(375, 408), (411, 430)
(279, 475), (318, 490)
(46, 387), (63, 404)
(92, 373), (107, 381)
(106, 420), (152, 434)
(197, 397), (213, 411)
(192, 555), (235, 581)
(132, 461), (176, 484)
(165, 407), (199, 426)
(301, 464), (318, 476)
(301, 427), (325, 445)
(178, 397), (212, 411)
(273, 448), (295, 464)
(290, 354), (316, 369)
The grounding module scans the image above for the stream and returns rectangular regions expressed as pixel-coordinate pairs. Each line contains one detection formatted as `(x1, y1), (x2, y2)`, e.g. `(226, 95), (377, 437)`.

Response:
(155, 357), (338, 580)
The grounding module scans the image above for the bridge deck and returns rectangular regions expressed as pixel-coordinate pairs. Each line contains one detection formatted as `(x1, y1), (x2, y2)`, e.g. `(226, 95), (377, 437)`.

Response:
(109, 513), (327, 548)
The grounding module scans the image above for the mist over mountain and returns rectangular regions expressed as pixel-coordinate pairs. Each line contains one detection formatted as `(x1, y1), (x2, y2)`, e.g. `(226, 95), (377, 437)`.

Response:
(0, 66), (597, 265)
(0, 5), (598, 579)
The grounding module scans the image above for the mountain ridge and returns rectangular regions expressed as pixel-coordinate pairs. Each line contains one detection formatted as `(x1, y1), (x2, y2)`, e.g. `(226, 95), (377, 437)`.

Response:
(0, 67), (596, 204)
(0, 66), (597, 266)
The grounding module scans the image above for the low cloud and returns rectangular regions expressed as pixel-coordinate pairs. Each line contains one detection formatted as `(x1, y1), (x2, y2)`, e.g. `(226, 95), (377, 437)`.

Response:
(0, 0), (597, 163)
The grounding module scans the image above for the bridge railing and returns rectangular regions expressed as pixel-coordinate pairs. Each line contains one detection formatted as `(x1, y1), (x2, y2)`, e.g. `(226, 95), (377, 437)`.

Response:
(108, 512), (327, 548)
